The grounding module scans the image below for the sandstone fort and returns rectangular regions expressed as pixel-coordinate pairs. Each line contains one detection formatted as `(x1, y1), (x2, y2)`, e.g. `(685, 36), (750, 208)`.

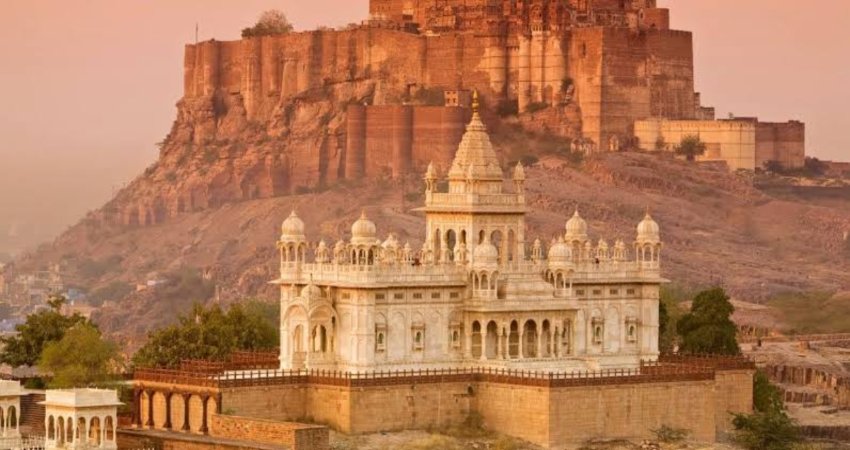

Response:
(109, 0), (804, 227)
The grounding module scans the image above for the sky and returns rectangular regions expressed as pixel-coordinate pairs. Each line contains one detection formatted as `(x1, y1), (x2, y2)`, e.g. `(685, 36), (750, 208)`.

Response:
(0, 0), (848, 255)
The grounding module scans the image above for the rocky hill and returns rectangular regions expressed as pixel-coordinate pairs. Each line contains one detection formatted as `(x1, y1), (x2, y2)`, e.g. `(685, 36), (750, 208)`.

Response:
(8, 133), (850, 347)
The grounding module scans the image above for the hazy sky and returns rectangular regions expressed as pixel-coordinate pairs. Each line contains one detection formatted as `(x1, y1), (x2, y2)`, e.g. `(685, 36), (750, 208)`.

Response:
(0, 1), (848, 254)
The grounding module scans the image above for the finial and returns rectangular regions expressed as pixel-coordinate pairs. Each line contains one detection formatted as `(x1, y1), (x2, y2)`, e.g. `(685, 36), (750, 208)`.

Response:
(472, 89), (480, 115)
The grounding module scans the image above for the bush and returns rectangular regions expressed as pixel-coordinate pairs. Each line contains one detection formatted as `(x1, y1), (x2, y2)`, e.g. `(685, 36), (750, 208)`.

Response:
(242, 10), (294, 38)
(652, 424), (690, 443)
(732, 409), (799, 450)
(675, 135), (707, 161)
(676, 287), (740, 355)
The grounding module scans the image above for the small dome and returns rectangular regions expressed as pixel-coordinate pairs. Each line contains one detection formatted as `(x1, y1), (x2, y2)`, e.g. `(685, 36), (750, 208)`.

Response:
(382, 234), (400, 249)
(636, 212), (661, 244)
(564, 209), (588, 242)
(280, 211), (306, 241)
(301, 283), (323, 300)
(597, 239), (609, 250)
(548, 238), (571, 266)
(473, 240), (499, 268)
(351, 211), (377, 245)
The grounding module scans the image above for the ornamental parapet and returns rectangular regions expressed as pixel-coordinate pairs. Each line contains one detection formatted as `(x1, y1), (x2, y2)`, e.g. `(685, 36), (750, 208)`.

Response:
(276, 262), (468, 287)
(422, 192), (526, 212)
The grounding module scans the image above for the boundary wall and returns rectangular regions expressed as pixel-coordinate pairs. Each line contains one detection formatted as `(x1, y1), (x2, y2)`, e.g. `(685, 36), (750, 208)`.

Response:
(132, 357), (754, 449)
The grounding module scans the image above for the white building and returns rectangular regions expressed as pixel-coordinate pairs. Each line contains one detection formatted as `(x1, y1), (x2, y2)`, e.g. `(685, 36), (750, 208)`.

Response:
(0, 381), (23, 438)
(41, 389), (121, 450)
(276, 97), (664, 373)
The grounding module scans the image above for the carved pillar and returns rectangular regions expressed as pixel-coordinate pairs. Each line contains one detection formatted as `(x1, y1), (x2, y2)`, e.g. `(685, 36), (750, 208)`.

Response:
(163, 392), (173, 430)
(182, 394), (191, 432)
(145, 391), (154, 428)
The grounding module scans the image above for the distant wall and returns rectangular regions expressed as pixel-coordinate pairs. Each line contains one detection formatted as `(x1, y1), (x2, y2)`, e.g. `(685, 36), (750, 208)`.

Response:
(634, 119), (757, 170)
(345, 105), (469, 179)
(755, 121), (806, 170)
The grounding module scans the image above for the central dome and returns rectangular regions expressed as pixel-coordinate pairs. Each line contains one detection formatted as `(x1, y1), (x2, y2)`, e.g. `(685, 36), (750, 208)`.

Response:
(636, 213), (661, 244)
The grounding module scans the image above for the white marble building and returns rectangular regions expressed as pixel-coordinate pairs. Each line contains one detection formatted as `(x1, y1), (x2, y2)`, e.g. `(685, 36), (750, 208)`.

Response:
(275, 96), (664, 373)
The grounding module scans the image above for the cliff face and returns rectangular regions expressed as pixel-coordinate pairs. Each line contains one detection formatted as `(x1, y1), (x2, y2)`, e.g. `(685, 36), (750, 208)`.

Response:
(98, 24), (695, 229)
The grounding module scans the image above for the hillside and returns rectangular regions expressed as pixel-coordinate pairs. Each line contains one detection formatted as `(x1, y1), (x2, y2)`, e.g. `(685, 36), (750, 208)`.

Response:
(8, 140), (850, 347)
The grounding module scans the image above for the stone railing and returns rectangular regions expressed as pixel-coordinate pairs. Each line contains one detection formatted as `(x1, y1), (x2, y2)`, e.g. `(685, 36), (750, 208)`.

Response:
(278, 263), (468, 286)
(135, 361), (721, 391)
(425, 192), (525, 210)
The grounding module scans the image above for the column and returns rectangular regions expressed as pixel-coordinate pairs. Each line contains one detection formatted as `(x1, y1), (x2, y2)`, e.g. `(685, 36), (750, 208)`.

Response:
(163, 392), (173, 430)
(537, 326), (543, 358)
(101, 416), (106, 448)
(182, 394), (191, 431)
(480, 328), (488, 361)
(518, 330), (524, 359)
(464, 327), (473, 359)
(145, 391), (154, 428)
(550, 322), (561, 358)
(200, 395), (210, 434)
(496, 329), (503, 360)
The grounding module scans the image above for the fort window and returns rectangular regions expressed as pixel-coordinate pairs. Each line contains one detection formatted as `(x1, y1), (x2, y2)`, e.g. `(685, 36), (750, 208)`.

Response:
(592, 289), (602, 296)
(610, 289), (619, 295)
(576, 289), (586, 296)
(627, 288), (636, 295)
(341, 292), (351, 300)
(375, 293), (386, 300)
(450, 292), (460, 299)
(627, 325), (637, 342)
(394, 293), (404, 300)
(413, 293), (423, 299)
(431, 292), (441, 299)
(581, 43), (587, 58)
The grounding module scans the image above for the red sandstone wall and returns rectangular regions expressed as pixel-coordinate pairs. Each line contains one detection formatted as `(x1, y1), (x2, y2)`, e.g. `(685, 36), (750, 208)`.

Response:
(210, 415), (329, 450)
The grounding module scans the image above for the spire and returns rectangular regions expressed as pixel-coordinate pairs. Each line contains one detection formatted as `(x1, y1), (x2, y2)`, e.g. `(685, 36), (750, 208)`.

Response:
(447, 90), (502, 183)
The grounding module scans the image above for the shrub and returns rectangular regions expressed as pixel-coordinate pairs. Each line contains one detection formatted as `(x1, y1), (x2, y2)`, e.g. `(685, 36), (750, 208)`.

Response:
(651, 424), (690, 443)
(675, 135), (707, 161)
(242, 10), (294, 38)
(732, 409), (799, 450)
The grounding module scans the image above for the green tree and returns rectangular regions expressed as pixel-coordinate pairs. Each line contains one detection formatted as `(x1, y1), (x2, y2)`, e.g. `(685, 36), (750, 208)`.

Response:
(132, 301), (279, 369)
(675, 135), (707, 162)
(732, 409), (799, 450)
(676, 287), (740, 355)
(753, 370), (784, 414)
(242, 10), (294, 38)
(731, 369), (799, 450)
(38, 323), (123, 388)
(0, 295), (92, 367)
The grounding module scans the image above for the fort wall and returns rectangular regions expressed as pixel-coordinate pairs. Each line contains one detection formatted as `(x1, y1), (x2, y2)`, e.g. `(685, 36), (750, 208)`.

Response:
(756, 121), (806, 170)
(210, 414), (328, 450)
